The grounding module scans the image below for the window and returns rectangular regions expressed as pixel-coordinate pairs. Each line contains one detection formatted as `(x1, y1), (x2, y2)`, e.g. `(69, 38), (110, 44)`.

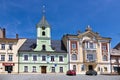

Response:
(42, 56), (46, 61)
(85, 41), (89, 48)
(71, 54), (77, 60)
(103, 55), (107, 61)
(32, 66), (36, 72)
(71, 43), (77, 49)
(81, 65), (85, 71)
(1, 55), (5, 61)
(33, 55), (37, 61)
(42, 45), (46, 51)
(42, 31), (45, 36)
(73, 65), (76, 71)
(1, 44), (5, 50)
(59, 56), (63, 62)
(104, 67), (107, 71)
(59, 67), (63, 73)
(87, 54), (94, 61)
(9, 44), (13, 50)
(51, 56), (54, 62)
(102, 46), (107, 50)
(98, 67), (100, 71)
(113, 66), (118, 72)
(24, 66), (28, 72)
(102, 43), (107, 50)
(89, 43), (94, 48)
(24, 55), (28, 61)
(8, 55), (13, 61)
(51, 67), (55, 72)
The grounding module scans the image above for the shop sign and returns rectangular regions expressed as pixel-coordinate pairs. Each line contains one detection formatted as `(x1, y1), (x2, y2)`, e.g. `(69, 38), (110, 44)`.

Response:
(2, 63), (15, 66)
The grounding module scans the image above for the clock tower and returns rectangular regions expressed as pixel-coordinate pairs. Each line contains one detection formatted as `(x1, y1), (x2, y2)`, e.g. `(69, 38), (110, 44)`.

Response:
(34, 8), (54, 51)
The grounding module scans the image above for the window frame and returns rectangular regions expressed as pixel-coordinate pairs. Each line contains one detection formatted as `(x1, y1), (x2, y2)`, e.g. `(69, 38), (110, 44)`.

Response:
(24, 66), (28, 72)
(42, 55), (46, 61)
(51, 67), (55, 73)
(8, 55), (13, 61)
(103, 55), (107, 61)
(32, 66), (37, 72)
(1, 43), (5, 50)
(33, 55), (37, 61)
(51, 56), (55, 62)
(71, 54), (77, 60)
(87, 54), (94, 61)
(1, 55), (5, 61)
(71, 43), (77, 49)
(59, 56), (63, 62)
(59, 67), (63, 73)
(9, 43), (13, 50)
(23, 54), (29, 61)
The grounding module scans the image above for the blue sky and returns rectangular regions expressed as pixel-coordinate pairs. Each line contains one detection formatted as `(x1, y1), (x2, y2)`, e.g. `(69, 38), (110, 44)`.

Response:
(0, 0), (120, 48)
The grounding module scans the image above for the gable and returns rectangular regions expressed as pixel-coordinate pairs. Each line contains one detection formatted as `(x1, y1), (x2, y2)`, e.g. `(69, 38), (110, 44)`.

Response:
(78, 31), (101, 41)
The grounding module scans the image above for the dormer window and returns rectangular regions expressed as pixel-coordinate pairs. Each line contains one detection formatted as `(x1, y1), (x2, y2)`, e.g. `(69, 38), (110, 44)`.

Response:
(42, 26), (45, 30)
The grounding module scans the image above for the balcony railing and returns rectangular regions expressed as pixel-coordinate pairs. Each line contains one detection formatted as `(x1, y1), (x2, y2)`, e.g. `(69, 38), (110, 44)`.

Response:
(85, 59), (97, 63)
(84, 47), (96, 50)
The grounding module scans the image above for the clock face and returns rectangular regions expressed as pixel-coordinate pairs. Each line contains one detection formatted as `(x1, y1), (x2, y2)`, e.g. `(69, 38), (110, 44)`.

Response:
(42, 26), (45, 30)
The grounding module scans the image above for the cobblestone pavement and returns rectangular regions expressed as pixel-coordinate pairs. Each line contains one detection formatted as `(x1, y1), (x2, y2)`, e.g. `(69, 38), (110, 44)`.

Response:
(0, 74), (119, 80)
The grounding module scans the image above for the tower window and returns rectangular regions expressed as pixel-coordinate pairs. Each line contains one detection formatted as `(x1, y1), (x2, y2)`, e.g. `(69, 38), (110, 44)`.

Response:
(42, 31), (45, 36)
(42, 45), (46, 51)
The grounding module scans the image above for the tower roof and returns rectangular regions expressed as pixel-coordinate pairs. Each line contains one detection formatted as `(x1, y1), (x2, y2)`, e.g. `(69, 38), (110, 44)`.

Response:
(37, 15), (50, 27)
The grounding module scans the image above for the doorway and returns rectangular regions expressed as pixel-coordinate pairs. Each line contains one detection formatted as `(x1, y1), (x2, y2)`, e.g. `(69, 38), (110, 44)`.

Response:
(41, 66), (47, 73)
(5, 66), (13, 73)
(88, 65), (93, 70)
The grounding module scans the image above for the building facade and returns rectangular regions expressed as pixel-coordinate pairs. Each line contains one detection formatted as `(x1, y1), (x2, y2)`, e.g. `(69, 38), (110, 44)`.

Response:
(18, 15), (68, 74)
(110, 43), (120, 74)
(62, 26), (111, 74)
(0, 28), (26, 74)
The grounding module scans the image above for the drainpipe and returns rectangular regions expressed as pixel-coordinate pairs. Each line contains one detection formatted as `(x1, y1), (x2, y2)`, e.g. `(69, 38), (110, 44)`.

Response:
(18, 52), (19, 74)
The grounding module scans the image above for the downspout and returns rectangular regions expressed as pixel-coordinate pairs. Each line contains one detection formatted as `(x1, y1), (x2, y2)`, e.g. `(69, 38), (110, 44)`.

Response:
(18, 52), (19, 74)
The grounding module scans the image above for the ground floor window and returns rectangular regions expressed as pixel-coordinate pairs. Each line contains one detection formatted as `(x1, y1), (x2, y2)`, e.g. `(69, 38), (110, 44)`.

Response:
(104, 67), (107, 72)
(98, 67), (100, 71)
(59, 67), (63, 73)
(81, 65), (85, 71)
(51, 67), (55, 72)
(113, 66), (118, 72)
(32, 66), (36, 72)
(24, 66), (28, 72)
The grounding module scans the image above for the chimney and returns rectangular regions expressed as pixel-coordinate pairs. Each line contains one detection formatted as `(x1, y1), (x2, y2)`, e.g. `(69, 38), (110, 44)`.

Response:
(3, 28), (6, 38)
(16, 34), (19, 39)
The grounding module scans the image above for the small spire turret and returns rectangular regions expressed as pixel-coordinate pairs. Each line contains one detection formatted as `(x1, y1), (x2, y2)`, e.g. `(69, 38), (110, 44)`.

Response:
(85, 25), (92, 31)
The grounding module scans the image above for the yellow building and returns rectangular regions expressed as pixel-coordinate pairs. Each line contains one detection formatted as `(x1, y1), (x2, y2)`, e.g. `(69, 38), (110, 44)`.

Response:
(62, 26), (111, 74)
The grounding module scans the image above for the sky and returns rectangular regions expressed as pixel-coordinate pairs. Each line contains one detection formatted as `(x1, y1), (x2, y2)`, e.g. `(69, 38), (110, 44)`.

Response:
(0, 0), (120, 48)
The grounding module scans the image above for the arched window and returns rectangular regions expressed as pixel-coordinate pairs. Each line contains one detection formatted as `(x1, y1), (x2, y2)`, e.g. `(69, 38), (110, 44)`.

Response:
(103, 55), (107, 61)
(73, 65), (76, 71)
(42, 31), (45, 36)
(71, 54), (77, 60)
(42, 45), (46, 51)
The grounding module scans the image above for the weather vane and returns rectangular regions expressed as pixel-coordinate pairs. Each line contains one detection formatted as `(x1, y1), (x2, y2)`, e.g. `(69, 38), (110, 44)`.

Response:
(42, 5), (45, 15)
